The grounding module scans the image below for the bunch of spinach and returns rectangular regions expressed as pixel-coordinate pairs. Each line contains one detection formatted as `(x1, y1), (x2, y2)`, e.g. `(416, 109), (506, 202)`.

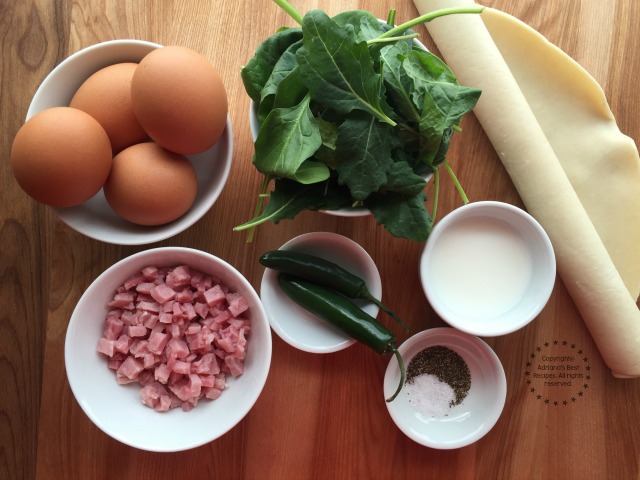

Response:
(234, 0), (483, 242)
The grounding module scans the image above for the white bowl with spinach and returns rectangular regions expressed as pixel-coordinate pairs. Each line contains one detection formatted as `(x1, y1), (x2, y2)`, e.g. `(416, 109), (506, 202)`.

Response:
(235, 1), (483, 242)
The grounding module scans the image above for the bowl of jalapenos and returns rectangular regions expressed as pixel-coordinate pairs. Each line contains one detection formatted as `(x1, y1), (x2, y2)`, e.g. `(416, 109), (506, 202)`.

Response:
(259, 232), (383, 353)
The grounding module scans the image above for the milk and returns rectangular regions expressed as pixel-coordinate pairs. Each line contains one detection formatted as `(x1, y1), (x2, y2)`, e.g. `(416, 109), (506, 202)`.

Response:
(428, 216), (533, 319)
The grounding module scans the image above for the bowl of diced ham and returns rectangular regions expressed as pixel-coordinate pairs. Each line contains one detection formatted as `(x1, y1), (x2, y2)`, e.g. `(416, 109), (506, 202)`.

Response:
(64, 247), (272, 452)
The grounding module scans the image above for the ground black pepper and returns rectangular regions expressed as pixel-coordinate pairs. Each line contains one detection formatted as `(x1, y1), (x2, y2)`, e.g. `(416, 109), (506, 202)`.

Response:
(406, 345), (471, 406)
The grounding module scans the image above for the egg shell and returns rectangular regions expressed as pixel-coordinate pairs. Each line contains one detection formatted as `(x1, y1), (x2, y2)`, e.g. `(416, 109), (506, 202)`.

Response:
(104, 142), (197, 226)
(70, 62), (148, 154)
(10, 107), (112, 207)
(131, 46), (228, 155)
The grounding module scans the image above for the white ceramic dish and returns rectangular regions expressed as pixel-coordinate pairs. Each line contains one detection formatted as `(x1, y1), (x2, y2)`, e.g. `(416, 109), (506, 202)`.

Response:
(384, 327), (506, 449)
(27, 39), (233, 245)
(420, 201), (556, 337)
(65, 247), (272, 452)
(260, 232), (381, 353)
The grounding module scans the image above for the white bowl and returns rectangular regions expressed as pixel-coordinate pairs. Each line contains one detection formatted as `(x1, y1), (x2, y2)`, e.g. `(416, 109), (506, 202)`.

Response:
(384, 327), (506, 449)
(420, 201), (556, 336)
(27, 39), (233, 245)
(64, 247), (271, 452)
(260, 232), (381, 353)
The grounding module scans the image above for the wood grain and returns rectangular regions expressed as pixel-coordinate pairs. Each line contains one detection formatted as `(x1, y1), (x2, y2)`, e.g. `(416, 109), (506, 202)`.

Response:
(1, 0), (639, 479)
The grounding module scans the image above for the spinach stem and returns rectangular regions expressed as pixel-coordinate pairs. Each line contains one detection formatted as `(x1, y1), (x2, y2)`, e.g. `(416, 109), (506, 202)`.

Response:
(272, 0), (304, 25)
(386, 9), (396, 26)
(443, 160), (469, 204)
(241, 174), (272, 242)
(377, 6), (484, 40)
(430, 168), (440, 227)
(367, 33), (419, 45)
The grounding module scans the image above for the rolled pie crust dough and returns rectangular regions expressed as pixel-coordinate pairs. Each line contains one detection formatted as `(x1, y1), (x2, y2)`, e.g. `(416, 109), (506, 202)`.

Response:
(414, 0), (640, 377)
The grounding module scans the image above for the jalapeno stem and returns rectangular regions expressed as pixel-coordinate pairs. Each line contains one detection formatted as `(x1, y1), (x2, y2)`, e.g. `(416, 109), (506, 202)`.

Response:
(386, 347), (406, 402)
(359, 290), (409, 332)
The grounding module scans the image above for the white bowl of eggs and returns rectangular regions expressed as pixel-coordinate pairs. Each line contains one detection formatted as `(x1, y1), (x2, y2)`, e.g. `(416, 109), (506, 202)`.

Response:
(11, 39), (233, 245)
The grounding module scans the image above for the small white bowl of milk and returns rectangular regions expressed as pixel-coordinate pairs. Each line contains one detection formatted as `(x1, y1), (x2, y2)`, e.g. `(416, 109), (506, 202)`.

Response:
(420, 201), (556, 336)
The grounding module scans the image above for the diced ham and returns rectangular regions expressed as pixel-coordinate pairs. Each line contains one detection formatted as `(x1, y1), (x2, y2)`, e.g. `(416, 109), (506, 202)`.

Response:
(171, 360), (192, 375)
(216, 335), (235, 354)
(203, 285), (225, 307)
(97, 338), (115, 357)
(189, 327), (215, 353)
(124, 274), (146, 290)
(183, 302), (197, 321)
(136, 300), (160, 313)
(129, 339), (149, 357)
(117, 356), (144, 380)
(108, 292), (136, 308)
(166, 337), (189, 359)
(205, 388), (222, 400)
(213, 374), (226, 390)
(107, 353), (125, 370)
(141, 266), (158, 280)
(138, 369), (155, 386)
(141, 312), (159, 329)
(143, 353), (158, 369)
(193, 302), (209, 319)
(128, 325), (148, 338)
(147, 332), (169, 355)
(113, 334), (133, 354)
(120, 310), (138, 326)
(224, 355), (244, 377)
(154, 363), (171, 384)
(213, 309), (232, 325)
(172, 302), (185, 319)
(150, 283), (177, 304)
(135, 282), (156, 295)
(103, 316), (124, 341)
(97, 264), (252, 412)
(227, 292), (249, 317)
(192, 353), (220, 375)
(175, 288), (193, 303)
(165, 265), (191, 288)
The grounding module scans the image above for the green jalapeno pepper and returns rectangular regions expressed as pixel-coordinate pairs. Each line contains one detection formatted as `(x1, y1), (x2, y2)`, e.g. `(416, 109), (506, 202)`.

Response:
(260, 250), (409, 332)
(277, 273), (406, 402)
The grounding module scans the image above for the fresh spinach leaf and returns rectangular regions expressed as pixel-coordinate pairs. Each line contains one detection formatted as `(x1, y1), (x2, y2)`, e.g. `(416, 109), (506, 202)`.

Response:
(241, 27), (303, 102)
(332, 10), (378, 31)
(418, 83), (480, 165)
(259, 40), (303, 103)
(384, 161), (427, 196)
(367, 191), (431, 242)
(271, 66), (307, 109)
(254, 94), (328, 184)
(381, 42), (420, 123)
(313, 116), (338, 168)
(335, 111), (393, 200)
(296, 10), (396, 125)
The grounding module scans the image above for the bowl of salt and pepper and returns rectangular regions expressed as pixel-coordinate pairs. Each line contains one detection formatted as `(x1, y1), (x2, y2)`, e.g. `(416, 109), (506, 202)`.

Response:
(384, 200), (555, 448)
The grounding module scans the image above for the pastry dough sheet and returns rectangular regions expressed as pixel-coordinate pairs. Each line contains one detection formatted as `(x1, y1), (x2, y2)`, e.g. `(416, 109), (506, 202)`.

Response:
(414, 0), (640, 377)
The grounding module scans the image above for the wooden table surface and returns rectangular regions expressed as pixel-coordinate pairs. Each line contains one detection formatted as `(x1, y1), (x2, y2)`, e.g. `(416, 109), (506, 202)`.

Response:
(2, 0), (640, 479)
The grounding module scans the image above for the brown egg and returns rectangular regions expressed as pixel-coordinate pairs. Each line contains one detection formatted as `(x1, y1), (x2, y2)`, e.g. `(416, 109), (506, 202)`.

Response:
(104, 142), (197, 226)
(131, 46), (228, 155)
(70, 62), (148, 153)
(11, 107), (112, 207)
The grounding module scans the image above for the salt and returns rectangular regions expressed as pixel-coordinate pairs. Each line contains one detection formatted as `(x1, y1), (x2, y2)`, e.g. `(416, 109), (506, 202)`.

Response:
(404, 373), (456, 418)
